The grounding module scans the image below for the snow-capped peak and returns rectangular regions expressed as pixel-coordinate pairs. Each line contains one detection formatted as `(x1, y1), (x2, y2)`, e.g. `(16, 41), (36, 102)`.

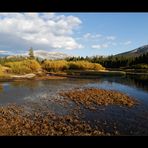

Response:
(33, 50), (71, 60)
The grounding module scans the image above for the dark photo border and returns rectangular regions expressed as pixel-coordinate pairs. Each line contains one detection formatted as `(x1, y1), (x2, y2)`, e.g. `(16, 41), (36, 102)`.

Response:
(0, 0), (148, 12)
(0, 0), (148, 147)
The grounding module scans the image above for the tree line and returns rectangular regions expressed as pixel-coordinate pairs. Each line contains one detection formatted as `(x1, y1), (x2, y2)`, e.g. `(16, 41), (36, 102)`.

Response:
(0, 48), (147, 69)
(65, 53), (148, 68)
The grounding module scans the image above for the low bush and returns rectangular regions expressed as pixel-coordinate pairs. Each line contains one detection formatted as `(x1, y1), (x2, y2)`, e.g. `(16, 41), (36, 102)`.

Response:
(42, 60), (105, 72)
(42, 60), (69, 72)
(4, 60), (41, 74)
(0, 65), (3, 75)
(68, 61), (105, 70)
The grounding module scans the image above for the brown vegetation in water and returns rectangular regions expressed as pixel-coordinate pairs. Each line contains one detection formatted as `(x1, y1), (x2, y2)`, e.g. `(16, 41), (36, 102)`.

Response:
(0, 88), (138, 136)
(0, 104), (107, 136)
(59, 88), (137, 109)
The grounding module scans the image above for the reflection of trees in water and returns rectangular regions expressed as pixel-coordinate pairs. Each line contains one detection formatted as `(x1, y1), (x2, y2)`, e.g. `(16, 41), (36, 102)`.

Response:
(2, 76), (147, 94)
(9, 79), (98, 91)
(126, 75), (148, 91)
(10, 81), (39, 90)
(99, 75), (148, 92)
(0, 84), (3, 92)
(106, 75), (148, 91)
(43, 79), (101, 86)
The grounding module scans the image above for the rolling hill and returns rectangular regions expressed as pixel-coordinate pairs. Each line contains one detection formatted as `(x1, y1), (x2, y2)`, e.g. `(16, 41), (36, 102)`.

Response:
(116, 45), (148, 57)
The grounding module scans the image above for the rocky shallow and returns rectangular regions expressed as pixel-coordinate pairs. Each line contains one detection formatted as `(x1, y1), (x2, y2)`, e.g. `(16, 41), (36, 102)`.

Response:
(59, 88), (137, 110)
(0, 104), (107, 136)
(0, 88), (138, 136)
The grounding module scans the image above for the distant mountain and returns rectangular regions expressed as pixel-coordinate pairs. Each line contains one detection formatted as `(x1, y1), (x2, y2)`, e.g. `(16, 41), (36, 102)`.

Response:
(116, 45), (148, 57)
(4, 50), (71, 60)
(6, 55), (28, 59)
(34, 50), (71, 60)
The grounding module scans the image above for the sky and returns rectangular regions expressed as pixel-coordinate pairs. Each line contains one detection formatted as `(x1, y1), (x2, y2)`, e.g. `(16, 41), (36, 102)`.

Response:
(0, 13), (148, 57)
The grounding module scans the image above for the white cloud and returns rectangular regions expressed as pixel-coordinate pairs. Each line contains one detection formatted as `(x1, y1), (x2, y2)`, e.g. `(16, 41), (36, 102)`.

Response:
(0, 50), (9, 53)
(124, 41), (132, 45)
(92, 44), (108, 49)
(83, 33), (91, 39)
(106, 36), (116, 40)
(83, 33), (116, 45)
(82, 33), (116, 51)
(92, 45), (101, 49)
(83, 33), (102, 39)
(0, 13), (83, 51)
(83, 33), (116, 41)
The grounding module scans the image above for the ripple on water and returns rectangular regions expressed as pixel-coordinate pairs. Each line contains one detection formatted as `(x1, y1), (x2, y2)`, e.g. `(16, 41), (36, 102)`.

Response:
(0, 77), (148, 135)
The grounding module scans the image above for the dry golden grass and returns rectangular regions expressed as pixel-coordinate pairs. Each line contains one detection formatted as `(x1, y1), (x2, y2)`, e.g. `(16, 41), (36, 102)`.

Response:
(42, 60), (105, 72)
(68, 61), (105, 70)
(4, 60), (41, 74)
(0, 65), (3, 75)
(42, 60), (69, 72)
(0, 65), (11, 79)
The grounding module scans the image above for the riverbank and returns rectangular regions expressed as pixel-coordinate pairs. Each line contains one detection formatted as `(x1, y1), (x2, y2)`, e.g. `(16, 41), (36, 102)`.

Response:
(47, 70), (126, 78)
(0, 73), (67, 82)
(0, 69), (148, 82)
(107, 68), (148, 75)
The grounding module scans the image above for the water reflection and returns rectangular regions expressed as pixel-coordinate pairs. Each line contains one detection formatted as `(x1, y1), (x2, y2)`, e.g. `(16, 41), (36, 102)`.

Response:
(103, 75), (148, 92)
(0, 84), (3, 92)
(0, 75), (147, 105)
(10, 81), (39, 90)
(0, 75), (147, 94)
(0, 75), (148, 135)
(126, 75), (148, 91)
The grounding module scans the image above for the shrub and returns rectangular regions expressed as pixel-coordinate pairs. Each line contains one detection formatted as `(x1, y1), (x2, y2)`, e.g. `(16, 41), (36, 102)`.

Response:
(68, 61), (105, 70)
(42, 60), (105, 72)
(42, 60), (69, 72)
(0, 65), (3, 75)
(0, 65), (11, 79)
(68, 61), (91, 70)
(4, 60), (41, 74)
(22, 60), (41, 71)
(92, 63), (105, 70)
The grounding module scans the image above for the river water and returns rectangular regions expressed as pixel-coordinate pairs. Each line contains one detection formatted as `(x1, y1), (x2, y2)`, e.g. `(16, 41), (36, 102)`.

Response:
(0, 75), (148, 135)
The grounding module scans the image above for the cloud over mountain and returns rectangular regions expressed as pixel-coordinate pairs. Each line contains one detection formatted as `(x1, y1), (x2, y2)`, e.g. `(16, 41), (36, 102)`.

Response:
(0, 13), (83, 52)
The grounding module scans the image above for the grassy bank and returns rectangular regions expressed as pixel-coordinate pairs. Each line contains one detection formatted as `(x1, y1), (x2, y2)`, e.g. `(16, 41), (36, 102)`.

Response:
(0, 58), (147, 81)
(47, 70), (126, 78)
(0, 59), (107, 81)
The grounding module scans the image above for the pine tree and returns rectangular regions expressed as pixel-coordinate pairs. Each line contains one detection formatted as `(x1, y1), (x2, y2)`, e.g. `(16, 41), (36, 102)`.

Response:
(29, 48), (35, 59)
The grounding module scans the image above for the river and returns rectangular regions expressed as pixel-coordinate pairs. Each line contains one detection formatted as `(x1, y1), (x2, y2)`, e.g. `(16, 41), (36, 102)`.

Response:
(0, 75), (148, 135)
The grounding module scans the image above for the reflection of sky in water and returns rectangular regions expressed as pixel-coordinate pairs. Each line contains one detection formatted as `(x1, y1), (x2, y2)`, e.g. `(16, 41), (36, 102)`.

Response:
(0, 77), (148, 135)
(86, 81), (148, 103)
(0, 77), (147, 106)
(0, 79), (93, 105)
